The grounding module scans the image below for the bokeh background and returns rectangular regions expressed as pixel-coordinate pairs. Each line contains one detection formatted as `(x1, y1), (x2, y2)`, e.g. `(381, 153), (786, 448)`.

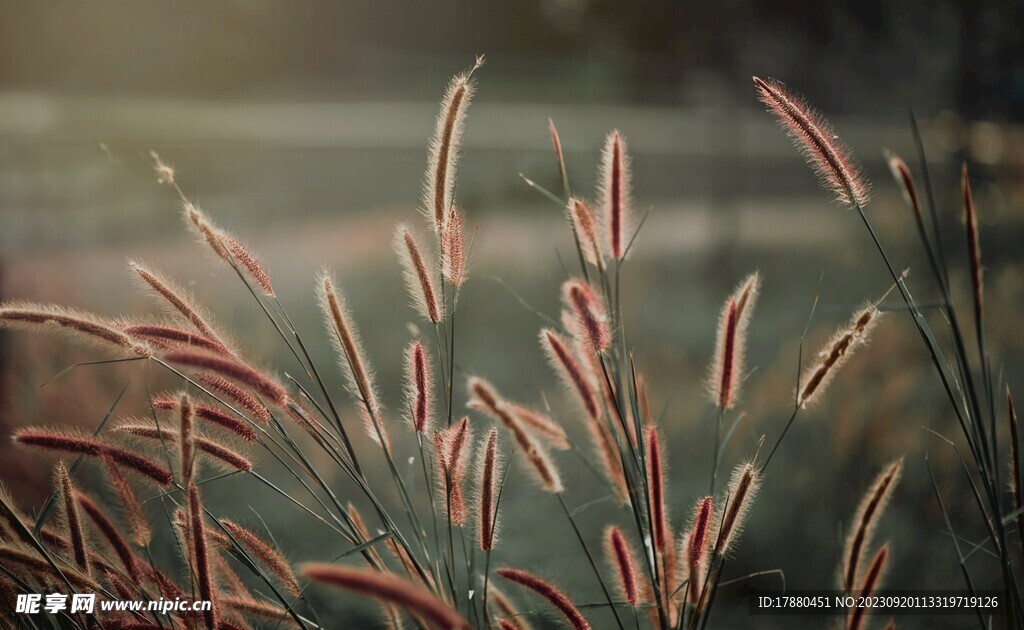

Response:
(2, 2), (1024, 628)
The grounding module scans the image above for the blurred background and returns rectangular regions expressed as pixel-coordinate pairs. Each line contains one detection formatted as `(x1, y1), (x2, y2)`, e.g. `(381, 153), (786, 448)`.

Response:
(2, 1), (1023, 627)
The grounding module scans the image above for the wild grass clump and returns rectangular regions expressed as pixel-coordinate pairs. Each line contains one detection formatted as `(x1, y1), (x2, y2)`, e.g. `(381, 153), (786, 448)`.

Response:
(0, 60), (1015, 630)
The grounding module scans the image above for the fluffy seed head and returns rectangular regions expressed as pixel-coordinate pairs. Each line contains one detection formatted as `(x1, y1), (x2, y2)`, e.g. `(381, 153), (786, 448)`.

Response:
(129, 260), (227, 349)
(76, 492), (142, 581)
(707, 272), (760, 410)
(152, 394), (257, 442)
(885, 151), (921, 226)
(599, 130), (632, 259)
(318, 271), (389, 448)
(122, 324), (227, 354)
(55, 463), (89, 574)
(487, 585), (531, 630)
(12, 427), (172, 486)
(194, 373), (271, 424)
(189, 484), (218, 629)
(404, 341), (434, 433)
(303, 564), (470, 629)
(0, 302), (150, 357)
(477, 428), (501, 551)
(224, 236), (275, 297)
(847, 546), (889, 630)
(220, 519), (300, 597)
(567, 198), (603, 269)
(754, 76), (870, 208)
(103, 457), (151, 546)
(424, 61), (481, 233)
(797, 305), (882, 408)
(180, 393), (196, 485)
(684, 496), (714, 604)
(561, 279), (611, 354)
(434, 417), (473, 526)
(841, 458), (902, 593)
(182, 201), (230, 260)
(715, 462), (762, 555)
(467, 377), (563, 493)
(114, 421), (253, 472)
(510, 404), (570, 451)
(442, 207), (468, 287)
(645, 427), (670, 552)
(497, 568), (590, 630)
(540, 329), (601, 422)
(604, 526), (641, 606)
(164, 349), (287, 407)
(395, 225), (442, 323)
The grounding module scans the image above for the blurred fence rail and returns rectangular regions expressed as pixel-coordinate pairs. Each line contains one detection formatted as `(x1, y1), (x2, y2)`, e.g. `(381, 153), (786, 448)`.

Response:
(0, 93), (1020, 257)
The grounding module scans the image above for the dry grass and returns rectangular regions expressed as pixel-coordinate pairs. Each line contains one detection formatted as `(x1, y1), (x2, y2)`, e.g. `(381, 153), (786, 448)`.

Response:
(0, 63), (1016, 630)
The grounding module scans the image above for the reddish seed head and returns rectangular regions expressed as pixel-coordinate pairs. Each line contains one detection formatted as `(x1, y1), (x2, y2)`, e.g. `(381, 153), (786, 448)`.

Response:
(182, 201), (230, 259)
(685, 496), (714, 604)
(842, 458), (902, 593)
(754, 76), (870, 208)
(220, 520), (300, 597)
(318, 272), (389, 448)
(434, 417), (473, 526)
(716, 462), (762, 555)
(223, 235), (275, 297)
(885, 151), (921, 224)
(467, 376), (564, 493)
(645, 427), (670, 552)
(567, 198), (603, 269)
(303, 564), (470, 629)
(180, 393), (195, 485)
(395, 225), (442, 323)
(189, 484), (218, 629)
(103, 457), (151, 546)
(605, 526), (640, 606)
(599, 130), (632, 259)
(707, 272), (760, 410)
(54, 463), (89, 574)
(194, 373), (271, 424)
(540, 329), (601, 422)
(425, 64), (479, 234)
(797, 304), (882, 408)
(0, 303), (150, 357)
(510, 404), (570, 451)
(561, 279), (611, 354)
(404, 341), (433, 433)
(75, 492), (142, 581)
(152, 395), (257, 442)
(847, 545), (889, 630)
(129, 261), (226, 349)
(12, 428), (172, 486)
(122, 324), (227, 354)
(163, 349), (287, 407)
(497, 568), (590, 630)
(442, 208), (468, 287)
(115, 422), (252, 472)
(477, 428), (500, 551)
